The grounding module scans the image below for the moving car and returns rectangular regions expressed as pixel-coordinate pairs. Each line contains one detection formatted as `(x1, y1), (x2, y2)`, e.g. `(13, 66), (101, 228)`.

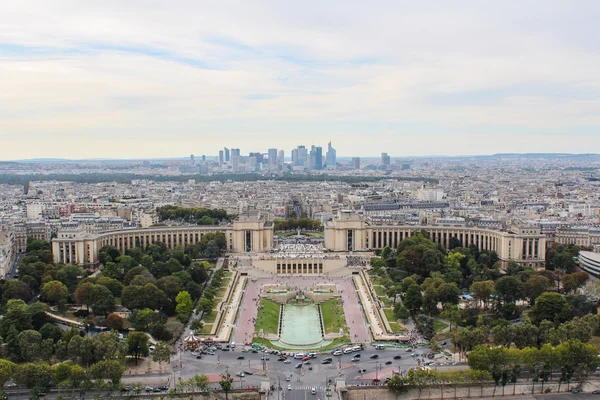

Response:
(370, 354), (379, 359)
(244, 371), (253, 375)
(288, 385), (292, 390)
(311, 387), (317, 394)
(385, 361), (392, 365)
(393, 355), (402, 360)
(284, 359), (291, 364)
(321, 360), (332, 364)
(237, 356), (245, 360)
(332, 351), (343, 356)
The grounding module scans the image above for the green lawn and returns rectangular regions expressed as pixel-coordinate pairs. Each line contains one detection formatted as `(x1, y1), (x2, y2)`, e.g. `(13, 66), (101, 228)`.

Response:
(321, 298), (347, 334)
(201, 323), (213, 334)
(203, 311), (217, 324)
(380, 297), (394, 308)
(255, 298), (281, 335)
(434, 320), (449, 332)
(369, 275), (382, 285)
(223, 271), (233, 278)
(384, 308), (396, 322)
(388, 322), (408, 333)
(373, 285), (387, 297)
(216, 286), (228, 298)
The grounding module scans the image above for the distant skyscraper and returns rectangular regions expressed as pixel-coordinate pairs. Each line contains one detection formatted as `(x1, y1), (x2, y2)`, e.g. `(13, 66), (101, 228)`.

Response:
(309, 146), (323, 170)
(224, 147), (230, 162)
(325, 142), (336, 168)
(315, 146), (322, 170)
(352, 157), (360, 169)
(291, 148), (298, 164)
(232, 156), (240, 172)
(278, 150), (284, 165)
(268, 148), (278, 165)
(201, 155), (206, 162)
(190, 154), (195, 163)
(295, 145), (308, 166)
(219, 150), (224, 166)
(231, 148), (241, 158)
(249, 152), (263, 164)
(381, 152), (391, 169)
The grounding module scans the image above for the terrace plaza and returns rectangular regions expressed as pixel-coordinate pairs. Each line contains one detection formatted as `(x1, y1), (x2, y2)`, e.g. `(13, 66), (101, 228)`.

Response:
(52, 210), (547, 346)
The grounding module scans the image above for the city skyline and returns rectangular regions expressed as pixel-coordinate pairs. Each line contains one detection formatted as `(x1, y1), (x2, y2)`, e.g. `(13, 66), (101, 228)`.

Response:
(1, 1), (599, 159)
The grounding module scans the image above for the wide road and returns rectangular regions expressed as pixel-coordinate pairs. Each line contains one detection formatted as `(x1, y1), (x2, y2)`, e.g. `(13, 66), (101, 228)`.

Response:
(174, 344), (456, 391)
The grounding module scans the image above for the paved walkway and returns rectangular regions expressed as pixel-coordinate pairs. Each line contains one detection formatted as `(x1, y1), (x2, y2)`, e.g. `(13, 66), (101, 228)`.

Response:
(233, 278), (262, 345)
(337, 279), (370, 342)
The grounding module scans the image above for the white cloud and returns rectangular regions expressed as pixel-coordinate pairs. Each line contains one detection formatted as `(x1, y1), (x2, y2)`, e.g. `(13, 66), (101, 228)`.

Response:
(0, 0), (599, 159)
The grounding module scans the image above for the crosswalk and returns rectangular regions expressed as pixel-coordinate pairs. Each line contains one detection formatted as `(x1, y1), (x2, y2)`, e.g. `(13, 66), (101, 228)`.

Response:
(285, 386), (326, 391)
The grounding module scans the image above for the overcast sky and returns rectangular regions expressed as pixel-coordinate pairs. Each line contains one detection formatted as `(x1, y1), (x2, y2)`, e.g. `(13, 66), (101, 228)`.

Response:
(1, 1), (599, 160)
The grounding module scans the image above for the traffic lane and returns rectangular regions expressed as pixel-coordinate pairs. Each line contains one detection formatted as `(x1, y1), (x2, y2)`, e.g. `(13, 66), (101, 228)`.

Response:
(283, 389), (325, 400)
(180, 348), (426, 386)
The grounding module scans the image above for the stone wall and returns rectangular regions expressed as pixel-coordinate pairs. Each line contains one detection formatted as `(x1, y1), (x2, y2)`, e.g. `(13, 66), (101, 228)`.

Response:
(344, 381), (582, 400)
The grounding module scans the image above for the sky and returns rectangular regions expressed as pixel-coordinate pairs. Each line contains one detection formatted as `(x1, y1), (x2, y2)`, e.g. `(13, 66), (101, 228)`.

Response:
(1, 1), (599, 160)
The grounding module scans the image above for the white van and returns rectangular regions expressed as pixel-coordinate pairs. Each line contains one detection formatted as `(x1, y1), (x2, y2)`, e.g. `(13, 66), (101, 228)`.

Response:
(375, 345), (385, 350)
(308, 352), (318, 358)
(343, 348), (353, 354)
(351, 346), (361, 352)
(295, 353), (305, 359)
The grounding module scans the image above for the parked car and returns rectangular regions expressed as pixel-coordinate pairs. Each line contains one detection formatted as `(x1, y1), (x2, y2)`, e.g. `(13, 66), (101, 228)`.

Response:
(284, 359), (291, 364)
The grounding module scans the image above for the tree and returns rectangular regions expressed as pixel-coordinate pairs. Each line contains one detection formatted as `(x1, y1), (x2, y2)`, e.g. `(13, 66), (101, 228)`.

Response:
(561, 274), (578, 293)
(152, 342), (171, 370)
(0, 359), (16, 397)
(89, 284), (115, 316)
(127, 332), (149, 364)
(74, 282), (94, 312)
(175, 291), (193, 318)
(387, 374), (410, 395)
(14, 362), (53, 398)
(524, 275), (550, 305)
(41, 280), (68, 311)
(18, 330), (42, 362)
(89, 359), (124, 387)
(471, 280), (494, 309)
(529, 292), (571, 325)
(106, 313), (124, 330)
(393, 303), (410, 321)
(39, 322), (62, 343)
(1, 279), (32, 303)
(495, 276), (524, 305)
(403, 284), (423, 314)
(197, 298), (215, 315)
(219, 372), (233, 400)
(440, 305), (462, 331)
(414, 314), (436, 341)
(190, 319), (204, 332)
(203, 241), (221, 259)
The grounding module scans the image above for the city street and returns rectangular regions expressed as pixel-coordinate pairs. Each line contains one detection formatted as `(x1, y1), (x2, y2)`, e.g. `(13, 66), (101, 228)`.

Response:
(174, 345), (432, 390)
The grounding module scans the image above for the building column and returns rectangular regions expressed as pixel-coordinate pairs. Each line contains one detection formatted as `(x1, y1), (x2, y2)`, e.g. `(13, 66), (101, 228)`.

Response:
(525, 239), (530, 260)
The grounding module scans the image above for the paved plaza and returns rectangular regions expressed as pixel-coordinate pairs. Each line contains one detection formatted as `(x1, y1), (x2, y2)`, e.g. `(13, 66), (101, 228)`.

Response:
(232, 275), (370, 346)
